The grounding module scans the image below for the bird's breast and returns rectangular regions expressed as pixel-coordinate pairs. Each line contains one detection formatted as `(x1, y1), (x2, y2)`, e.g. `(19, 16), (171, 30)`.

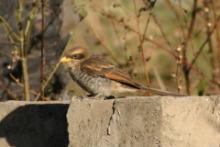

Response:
(68, 68), (112, 96)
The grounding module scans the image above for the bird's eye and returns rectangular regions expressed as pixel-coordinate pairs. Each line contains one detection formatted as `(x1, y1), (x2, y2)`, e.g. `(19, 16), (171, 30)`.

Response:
(69, 54), (85, 60)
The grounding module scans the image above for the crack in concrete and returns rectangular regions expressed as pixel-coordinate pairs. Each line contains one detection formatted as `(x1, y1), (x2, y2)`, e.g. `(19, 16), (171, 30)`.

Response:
(107, 99), (116, 135)
(211, 96), (220, 114)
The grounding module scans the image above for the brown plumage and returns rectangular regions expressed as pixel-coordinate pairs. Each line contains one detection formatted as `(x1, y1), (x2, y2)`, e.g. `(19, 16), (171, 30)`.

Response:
(60, 47), (183, 98)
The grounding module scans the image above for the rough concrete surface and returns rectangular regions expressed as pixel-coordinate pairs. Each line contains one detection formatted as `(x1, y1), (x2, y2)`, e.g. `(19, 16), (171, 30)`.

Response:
(0, 101), (69, 147)
(0, 97), (219, 147)
(67, 96), (220, 147)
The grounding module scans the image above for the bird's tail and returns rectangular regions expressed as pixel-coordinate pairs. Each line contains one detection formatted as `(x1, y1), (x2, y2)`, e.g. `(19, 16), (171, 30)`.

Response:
(139, 85), (186, 96)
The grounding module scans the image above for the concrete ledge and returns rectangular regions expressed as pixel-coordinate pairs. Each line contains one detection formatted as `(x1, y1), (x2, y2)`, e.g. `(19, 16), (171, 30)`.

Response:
(67, 96), (220, 147)
(0, 97), (219, 147)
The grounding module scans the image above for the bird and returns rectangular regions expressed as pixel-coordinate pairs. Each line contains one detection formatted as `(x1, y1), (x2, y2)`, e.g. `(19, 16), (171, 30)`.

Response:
(60, 47), (183, 98)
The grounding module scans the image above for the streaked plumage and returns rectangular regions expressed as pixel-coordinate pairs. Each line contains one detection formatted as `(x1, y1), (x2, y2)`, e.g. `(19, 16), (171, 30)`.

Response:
(61, 47), (183, 98)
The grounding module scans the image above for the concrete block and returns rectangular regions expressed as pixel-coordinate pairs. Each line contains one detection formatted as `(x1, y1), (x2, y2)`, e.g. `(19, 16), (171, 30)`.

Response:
(67, 96), (220, 147)
(0, 101), (69, 147)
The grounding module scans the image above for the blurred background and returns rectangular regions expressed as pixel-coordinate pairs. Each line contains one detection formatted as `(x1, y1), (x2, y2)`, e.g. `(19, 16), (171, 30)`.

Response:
(0, 0), (220, 101)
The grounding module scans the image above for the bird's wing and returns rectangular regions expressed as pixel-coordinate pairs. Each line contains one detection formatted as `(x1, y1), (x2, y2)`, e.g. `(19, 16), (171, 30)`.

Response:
(80, 56), (141, 88)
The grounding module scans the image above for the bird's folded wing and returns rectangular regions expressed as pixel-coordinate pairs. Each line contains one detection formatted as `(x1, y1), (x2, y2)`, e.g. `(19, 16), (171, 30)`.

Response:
(81, 56), (141, 88)
(104, 70), (141, 88)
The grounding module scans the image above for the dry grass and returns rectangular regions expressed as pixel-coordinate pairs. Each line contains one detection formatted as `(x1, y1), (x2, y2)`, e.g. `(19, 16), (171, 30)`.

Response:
(0, 0), (220, 100)
(67, 0), (220, 95)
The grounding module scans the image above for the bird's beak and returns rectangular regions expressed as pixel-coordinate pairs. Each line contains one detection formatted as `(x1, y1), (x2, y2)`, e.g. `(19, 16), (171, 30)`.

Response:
(60, 57), (72, 63)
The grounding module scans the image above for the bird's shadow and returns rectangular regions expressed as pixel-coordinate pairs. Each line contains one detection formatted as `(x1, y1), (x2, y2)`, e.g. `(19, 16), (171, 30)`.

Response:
(0, 104), (69, 147)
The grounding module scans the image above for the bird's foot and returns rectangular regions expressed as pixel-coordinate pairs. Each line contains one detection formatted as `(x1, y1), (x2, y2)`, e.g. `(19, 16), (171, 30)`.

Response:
(86, 94), (104, 100)
(87, 94), (115, 100)
(71, 95), (84, 100)
(104, 95), (115, 100)
(94, 94), (106, 100)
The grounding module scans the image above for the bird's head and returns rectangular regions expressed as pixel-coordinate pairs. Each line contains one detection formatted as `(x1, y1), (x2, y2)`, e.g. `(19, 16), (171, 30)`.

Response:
(60, 47), (89, 68)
